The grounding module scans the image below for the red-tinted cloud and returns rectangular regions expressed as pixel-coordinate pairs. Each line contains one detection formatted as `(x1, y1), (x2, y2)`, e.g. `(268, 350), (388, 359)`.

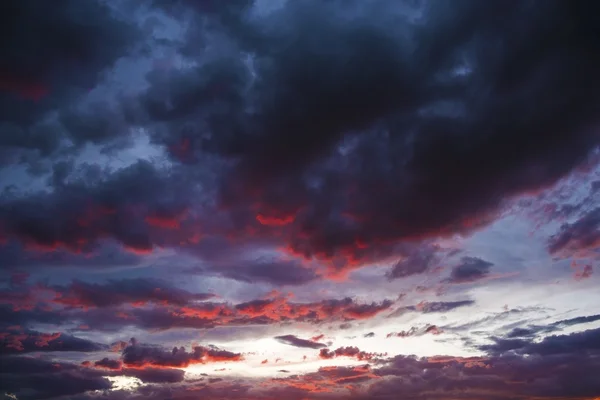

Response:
(2, 285), (402, 333)
(0, 73), (49, 101)
(0, 329), (104, 354)
(93, 357), (122, 370)
(122, 339), (243, 369)
(573, 262), (594, 281)
(49, 278), (214, 309)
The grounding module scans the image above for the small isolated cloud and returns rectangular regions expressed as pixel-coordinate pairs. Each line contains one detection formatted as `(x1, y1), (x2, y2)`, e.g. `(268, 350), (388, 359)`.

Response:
(274, 335), (327, 349)
(446, 257), (494, 284)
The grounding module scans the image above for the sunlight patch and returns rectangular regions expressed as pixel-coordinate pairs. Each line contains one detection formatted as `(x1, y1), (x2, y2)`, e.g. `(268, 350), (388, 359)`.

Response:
(106, 376), (143, 391)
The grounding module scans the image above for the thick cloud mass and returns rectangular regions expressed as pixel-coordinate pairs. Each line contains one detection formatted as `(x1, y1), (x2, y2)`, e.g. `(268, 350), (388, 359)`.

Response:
(134, 0), (600, 264)
(0, 0), (140, 166)
(1, 0), (599, 274)
(1, 0), (600, 399)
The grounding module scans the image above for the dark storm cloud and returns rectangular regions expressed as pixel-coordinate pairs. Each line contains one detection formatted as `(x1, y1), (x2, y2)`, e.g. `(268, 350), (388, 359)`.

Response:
(0, 160), (195, 256)
(446, 257), (494, 284)
(3, 1), (600, 399)
(0, 357), (112, 400)
(0, 0), (141, 165)
(127, 0), (600, 271)
(274, 335), (327, 349)
(1, 0), (599, 279)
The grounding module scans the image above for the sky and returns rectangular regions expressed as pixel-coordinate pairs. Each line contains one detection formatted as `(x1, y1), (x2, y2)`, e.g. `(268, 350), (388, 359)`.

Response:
(1, 0), (600, 399)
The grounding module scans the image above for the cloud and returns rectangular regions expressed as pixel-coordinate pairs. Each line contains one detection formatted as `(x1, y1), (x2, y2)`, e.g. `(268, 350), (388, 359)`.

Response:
(0, 290), (396, 334)
(49, 278), (214, 309)
(0, 356), (112, 400)
(8, 325), (600, 400)
(122, 338), (243, 368)
(482, 326), (600, 356)
(417, 300), (476, 313)
(129, 0), (600, 275)
(0, 329), (106, 354)
(274, 335), (327, 349)
(506, 314), (600, 338)
(0, 355), (185, 399)
(386, 324), (443, 338)
(446, 257), (494, 284)
(549, 207), (600, 259)
(188, 258), (319, 286)
(2, 1), (600, 399)
(0, 0), (140, 167)
(441, 305), (548, 332)
(370, 348), (600, 400)
(319, 346), (385, 362)
(93, 357), (122, 370)
(386, 244), (442, 279)
(9, 272), (29, 287)
(389, 300), (475, 318)
(2, 0), (599, 280)
(0, 161), (193, 257)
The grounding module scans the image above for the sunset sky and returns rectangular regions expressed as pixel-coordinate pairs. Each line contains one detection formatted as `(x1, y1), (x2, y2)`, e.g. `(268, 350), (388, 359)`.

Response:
(1, 1), (600, 399)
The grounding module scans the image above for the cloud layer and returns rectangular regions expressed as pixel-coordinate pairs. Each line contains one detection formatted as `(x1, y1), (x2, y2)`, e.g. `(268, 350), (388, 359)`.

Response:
(1, 0), (599, 399)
